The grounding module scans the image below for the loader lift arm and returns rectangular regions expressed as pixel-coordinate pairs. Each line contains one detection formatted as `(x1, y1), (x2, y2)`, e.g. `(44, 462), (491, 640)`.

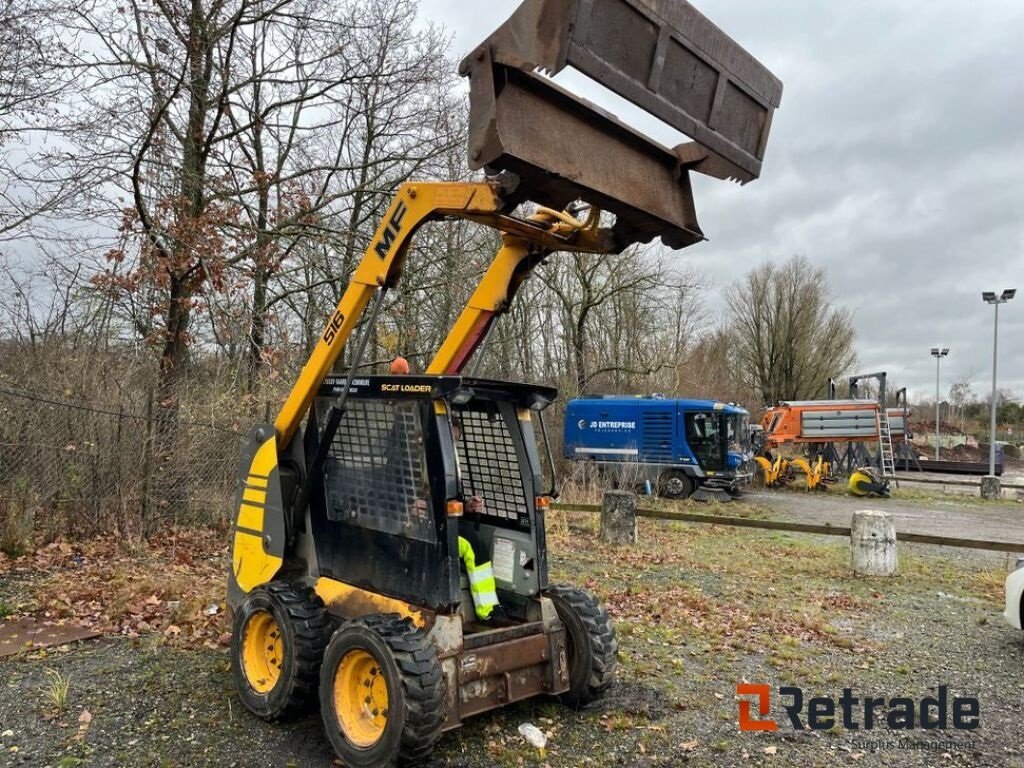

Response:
(427, 206), (598, 375)
(274, 183), (610, 449)
(426, 233), (538, 376)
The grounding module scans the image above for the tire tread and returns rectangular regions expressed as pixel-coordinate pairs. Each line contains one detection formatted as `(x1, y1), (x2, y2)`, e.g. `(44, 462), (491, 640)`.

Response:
(232, 580), (330, 721)
(326, 613), (444, 766)
(547, 584), (618, 705)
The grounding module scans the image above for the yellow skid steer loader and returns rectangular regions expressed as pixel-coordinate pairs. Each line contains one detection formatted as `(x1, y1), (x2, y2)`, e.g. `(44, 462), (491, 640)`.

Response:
(226, 2), (781, 766)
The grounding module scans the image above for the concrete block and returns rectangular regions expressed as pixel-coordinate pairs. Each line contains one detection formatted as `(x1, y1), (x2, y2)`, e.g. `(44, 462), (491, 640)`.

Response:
(851, 509), (897, 576)
(980, 476), (1001, 501)
(600, 490), (638, 545)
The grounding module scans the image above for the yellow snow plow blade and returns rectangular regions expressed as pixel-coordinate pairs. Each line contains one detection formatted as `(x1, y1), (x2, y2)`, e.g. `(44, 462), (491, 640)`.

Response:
(789, 457), (832, 491)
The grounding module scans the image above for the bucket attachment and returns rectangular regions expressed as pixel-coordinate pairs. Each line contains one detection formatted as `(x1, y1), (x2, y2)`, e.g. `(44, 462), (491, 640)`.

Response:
(462, 0), (782, 250)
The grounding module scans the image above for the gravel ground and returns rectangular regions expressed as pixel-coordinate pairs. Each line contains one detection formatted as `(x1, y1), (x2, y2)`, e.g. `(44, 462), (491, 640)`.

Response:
(2, 514), (1024, 768)
(746, 487), (1024, 544)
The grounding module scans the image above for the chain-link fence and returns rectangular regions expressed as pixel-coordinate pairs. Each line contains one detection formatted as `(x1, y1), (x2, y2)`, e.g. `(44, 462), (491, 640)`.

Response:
(0, 383), (241, 549)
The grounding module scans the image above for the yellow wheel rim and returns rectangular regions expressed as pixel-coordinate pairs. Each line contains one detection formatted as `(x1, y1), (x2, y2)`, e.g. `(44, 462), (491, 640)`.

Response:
(334, 648), (389, 748)
(241, 610), (284, 694)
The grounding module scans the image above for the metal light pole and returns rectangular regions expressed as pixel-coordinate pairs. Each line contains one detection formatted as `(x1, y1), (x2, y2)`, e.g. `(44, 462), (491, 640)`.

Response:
(982, 289), (1016, 480)
(930, 347), (949, 460)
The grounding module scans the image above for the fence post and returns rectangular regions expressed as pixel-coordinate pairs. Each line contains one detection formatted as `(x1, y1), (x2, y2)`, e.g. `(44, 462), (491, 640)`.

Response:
(600, 490), (638, 545)
(980, 476), (1001, 501)
(851, 510), (898, 576)
(139, 389), (154, 536)
(114, 404), (124, 525)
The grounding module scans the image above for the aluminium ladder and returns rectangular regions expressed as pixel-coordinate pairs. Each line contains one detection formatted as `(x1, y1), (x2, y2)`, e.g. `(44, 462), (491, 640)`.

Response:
(876, 410), (897, 485)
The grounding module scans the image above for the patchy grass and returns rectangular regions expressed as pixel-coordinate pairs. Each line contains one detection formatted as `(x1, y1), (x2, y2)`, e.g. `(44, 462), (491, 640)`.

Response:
(1, 511), (1020, 767)
(42, 668), (72, 713)
(751, 477), (1014, 509)
(547, 511), (1006, 686)
(888, 484), (991, 506)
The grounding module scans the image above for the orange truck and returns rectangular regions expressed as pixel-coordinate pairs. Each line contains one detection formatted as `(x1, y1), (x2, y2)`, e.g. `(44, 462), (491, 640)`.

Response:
(761, 399), (882, 446)
(756, 399), (889, 490)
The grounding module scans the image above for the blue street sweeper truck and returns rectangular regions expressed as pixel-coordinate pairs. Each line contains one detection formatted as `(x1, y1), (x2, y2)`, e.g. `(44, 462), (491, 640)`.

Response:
(564, 395), (755, 501)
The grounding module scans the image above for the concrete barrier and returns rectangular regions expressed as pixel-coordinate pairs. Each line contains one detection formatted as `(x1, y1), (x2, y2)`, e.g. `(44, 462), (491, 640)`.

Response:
(600, 491), (637, 545)
(980, 476), (1001, 500)
(851, 510), (898, 576)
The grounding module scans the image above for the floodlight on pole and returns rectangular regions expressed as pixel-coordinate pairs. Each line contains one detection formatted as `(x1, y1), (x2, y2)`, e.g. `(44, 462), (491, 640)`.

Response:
(982, 289), (1016, 480)
(930, 347), (949, 461)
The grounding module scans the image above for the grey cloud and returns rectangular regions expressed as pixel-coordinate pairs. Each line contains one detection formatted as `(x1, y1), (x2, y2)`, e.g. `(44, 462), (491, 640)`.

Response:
(420, 0), (1024, 398)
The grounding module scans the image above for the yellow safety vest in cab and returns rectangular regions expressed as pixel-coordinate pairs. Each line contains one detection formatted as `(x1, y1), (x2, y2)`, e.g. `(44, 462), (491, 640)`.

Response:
(458, 536), (499, 620)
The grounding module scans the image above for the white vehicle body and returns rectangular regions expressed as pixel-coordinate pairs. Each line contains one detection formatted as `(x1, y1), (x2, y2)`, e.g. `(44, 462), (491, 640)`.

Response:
(1003, 559), (1024, 630)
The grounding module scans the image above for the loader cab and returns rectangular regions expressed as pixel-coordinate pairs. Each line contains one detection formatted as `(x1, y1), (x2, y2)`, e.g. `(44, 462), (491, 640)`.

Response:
(305, 374), (556, 616)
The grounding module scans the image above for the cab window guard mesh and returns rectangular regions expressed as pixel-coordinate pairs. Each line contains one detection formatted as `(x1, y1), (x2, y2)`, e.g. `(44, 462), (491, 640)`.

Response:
(321, 399), (435, 543)
(454, 406), (530, 528)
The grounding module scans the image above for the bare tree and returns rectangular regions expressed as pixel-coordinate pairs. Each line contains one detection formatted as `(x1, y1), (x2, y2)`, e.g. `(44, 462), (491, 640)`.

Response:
(48, 0), (380, 510)
(53, 0), (453, 394)
(543, 248), (702, 395)
(948, 377), (975, 432)
(725, 255), (856, 406)
(203, 0), (460, 388)
(0, 0), (78, 239)
(673, 326), (758, 406)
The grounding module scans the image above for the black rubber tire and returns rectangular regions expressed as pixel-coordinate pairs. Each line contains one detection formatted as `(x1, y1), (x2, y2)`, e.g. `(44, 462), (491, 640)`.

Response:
(319, 614), (444, 768)
(230, 581), (330, 720)
(546, 585), (618, 707)
(657, 469), (694, 500)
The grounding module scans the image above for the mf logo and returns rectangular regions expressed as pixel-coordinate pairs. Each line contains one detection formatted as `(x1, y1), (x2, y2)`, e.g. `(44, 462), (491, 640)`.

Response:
(737, 684), (778, 732)
(374, 200), (408, 259)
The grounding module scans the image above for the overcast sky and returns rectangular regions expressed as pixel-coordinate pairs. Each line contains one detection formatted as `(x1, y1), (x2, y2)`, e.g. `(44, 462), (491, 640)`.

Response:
(420, 0), (1024, 401)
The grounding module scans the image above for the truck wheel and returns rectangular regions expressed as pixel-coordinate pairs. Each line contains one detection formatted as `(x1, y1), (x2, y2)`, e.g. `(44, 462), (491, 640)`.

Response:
(657, 470), (694, 499)
(546, 585), (618, 707)
(319, 614), (444, 767)
(231, 581), (331, 720)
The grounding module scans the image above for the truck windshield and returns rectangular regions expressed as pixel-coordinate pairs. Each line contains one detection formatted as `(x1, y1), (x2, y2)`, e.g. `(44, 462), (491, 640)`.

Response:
(684, 412), (723, 471)
(724, 413), (750, 454)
